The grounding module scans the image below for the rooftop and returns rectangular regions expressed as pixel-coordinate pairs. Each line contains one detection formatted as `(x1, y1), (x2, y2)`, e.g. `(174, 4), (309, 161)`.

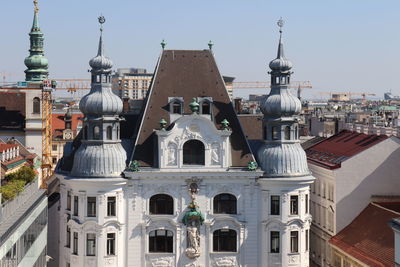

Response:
(51, 113), (83, 139)
(306, 130), (388, 169)
(329, 202), (399, 267)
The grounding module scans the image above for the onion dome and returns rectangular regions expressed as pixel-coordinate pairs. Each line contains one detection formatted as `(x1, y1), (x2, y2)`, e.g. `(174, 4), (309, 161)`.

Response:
(268, 35), (293, 73)
(79, 16), (122, 116)
(71, 143), (126, 177)
(257, 143), (310, 176)
(261, 90), (302, 117)
(79, 88), (123, 116)
(89, 34), (113, 72)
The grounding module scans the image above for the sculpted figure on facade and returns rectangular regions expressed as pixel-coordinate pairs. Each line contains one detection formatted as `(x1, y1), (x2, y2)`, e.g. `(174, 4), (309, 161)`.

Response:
(167, 142), (177, 165)
(211, 143), (220, 165)
(182, 182), (204, 259)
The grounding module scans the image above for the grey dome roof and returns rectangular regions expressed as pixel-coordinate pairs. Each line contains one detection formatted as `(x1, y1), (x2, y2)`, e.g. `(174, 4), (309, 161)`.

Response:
(79, 86), (123, 115)
(71, 143), (126, 177)
(262, 90), (301, 117)
(257, 143), (310, 176)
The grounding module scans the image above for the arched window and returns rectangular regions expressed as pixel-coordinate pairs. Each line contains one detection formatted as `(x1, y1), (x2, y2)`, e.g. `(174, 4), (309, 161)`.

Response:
(213, 193), (237, 214)
(84, 126), (88, 140)
(33, 97), (40, 114)
(172, 101), (182, 114)
(213, 229), (237, 252)
(149, 230), (173, 253)
(93, 126), (100, 140)
(201, 101), (211, 114)
(149, 194), (173, 215)
(295, 126), (298, 139)
(284, 126), (290, 140)
(183, 140), (205, 165)
(106, 126), (113, 140)
(272, 126), (278, 140)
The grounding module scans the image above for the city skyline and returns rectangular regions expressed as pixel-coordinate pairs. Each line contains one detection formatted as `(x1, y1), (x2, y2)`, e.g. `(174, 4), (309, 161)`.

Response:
(1, 0), (400, 99)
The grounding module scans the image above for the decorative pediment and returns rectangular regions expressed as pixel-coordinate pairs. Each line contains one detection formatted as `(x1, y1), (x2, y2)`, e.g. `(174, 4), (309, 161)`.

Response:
(155, 114), (231, 169)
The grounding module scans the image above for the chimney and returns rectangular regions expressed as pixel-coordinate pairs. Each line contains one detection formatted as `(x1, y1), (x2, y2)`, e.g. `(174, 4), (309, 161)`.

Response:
(123, 98), (130, 113)
(234, 98), (242, 114)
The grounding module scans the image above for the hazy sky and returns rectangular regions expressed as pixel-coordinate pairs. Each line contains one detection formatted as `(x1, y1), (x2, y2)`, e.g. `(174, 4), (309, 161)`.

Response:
(1, 0), (400, 99)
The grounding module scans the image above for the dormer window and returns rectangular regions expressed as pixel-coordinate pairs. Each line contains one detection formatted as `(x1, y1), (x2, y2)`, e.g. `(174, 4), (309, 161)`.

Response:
(183, 140), (205, 165)
(201, 101), (211, 114)
(168, 97), (184, 114)
(172, 101), (182, 114)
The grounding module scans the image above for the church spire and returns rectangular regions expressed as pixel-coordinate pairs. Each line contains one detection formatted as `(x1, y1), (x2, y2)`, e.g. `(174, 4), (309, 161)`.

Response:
(257, 19), (309, 177)
(24, 0), (49, 83)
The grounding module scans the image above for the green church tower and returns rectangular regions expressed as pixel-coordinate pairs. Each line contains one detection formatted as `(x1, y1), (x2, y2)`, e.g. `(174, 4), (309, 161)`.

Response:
(24, 0), (48, 83)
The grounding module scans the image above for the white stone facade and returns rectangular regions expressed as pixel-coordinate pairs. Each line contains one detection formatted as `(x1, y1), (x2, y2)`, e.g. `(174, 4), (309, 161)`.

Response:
(57, 113), (312, 267)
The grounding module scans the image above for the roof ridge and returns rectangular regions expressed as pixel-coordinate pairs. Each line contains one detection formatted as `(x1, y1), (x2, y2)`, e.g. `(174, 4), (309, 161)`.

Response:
(371, 201), (400, 216)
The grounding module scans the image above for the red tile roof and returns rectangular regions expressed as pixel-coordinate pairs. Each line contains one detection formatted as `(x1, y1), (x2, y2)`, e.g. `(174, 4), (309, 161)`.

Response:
(0, 143), (18, 153)
(51, 113), (83, 139)
(329, 202), (399, 267)
(306, 130), (388, 169)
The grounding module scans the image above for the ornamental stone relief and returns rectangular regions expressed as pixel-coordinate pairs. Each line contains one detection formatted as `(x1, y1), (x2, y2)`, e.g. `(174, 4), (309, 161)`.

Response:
(149, 256), (174, 267)
(212, 256), (238, 267)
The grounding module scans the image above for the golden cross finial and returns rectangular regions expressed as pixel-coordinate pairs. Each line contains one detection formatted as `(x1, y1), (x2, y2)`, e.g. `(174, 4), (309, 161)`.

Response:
(33, 0), (39, 13)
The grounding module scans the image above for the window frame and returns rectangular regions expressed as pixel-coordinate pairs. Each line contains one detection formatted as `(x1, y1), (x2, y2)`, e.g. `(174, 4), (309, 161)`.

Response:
(270, 195), (280, 215)
(148, 229), (174, 253)
(149, 194), (174, 215)
(290, 195), (299, 215)
(270, 231), (280, 253)
(66, 226), (71, 248)
(213, 229), (237, 252)
(87, 197), (97, 217)
(107, 196), (116, 217)
(73, 196), (79, 216)
(290, 231), (299, 253)
(33, 97), (40, 114)
(213, 193), (237, 215)
(107, 233), (116, 256)
(73, 232), (78, 255)
(86, 233), (96, 256)
(182, 140), (205, 165)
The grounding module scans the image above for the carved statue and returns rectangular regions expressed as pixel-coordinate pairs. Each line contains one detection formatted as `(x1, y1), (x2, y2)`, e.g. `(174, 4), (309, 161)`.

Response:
(167, 143), (177, 165)
(182, 182), (204, 259)
(211, 143), (220, 164)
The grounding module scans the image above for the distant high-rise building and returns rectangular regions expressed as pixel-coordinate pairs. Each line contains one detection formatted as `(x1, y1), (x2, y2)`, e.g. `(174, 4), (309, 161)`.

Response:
(112, 68), (153, 100)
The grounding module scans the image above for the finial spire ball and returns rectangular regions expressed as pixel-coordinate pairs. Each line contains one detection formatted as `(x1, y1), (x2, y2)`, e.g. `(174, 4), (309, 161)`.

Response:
(33, 0), (39, 13)
(98, 15), (106, 32)
(277, 17), (284, 32)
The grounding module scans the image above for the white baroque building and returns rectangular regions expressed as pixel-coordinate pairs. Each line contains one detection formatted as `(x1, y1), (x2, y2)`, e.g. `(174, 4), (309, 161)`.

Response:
(56, 18), (313, 267)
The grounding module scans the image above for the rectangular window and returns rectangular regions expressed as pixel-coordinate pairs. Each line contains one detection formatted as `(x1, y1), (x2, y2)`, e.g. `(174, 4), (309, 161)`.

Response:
(52, 144), (57, 151)
(107, 196), (116, 216)
(270, 195), (280, 215)
(305, 229), (309, 251)
(66, 226), (71, 248)
(67, 191), (71, 211)
(290, 231), (298, 253)
(290, 195), (298, 215)
(87, 197), (96, 217)
(86, 233), (96, 256)
(270, 231), (280, 253)
(107, 233), (116, 255)
(73, 196), (79, 216)
(305, 194), (309, 214)
(73, 232), (78, 255)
